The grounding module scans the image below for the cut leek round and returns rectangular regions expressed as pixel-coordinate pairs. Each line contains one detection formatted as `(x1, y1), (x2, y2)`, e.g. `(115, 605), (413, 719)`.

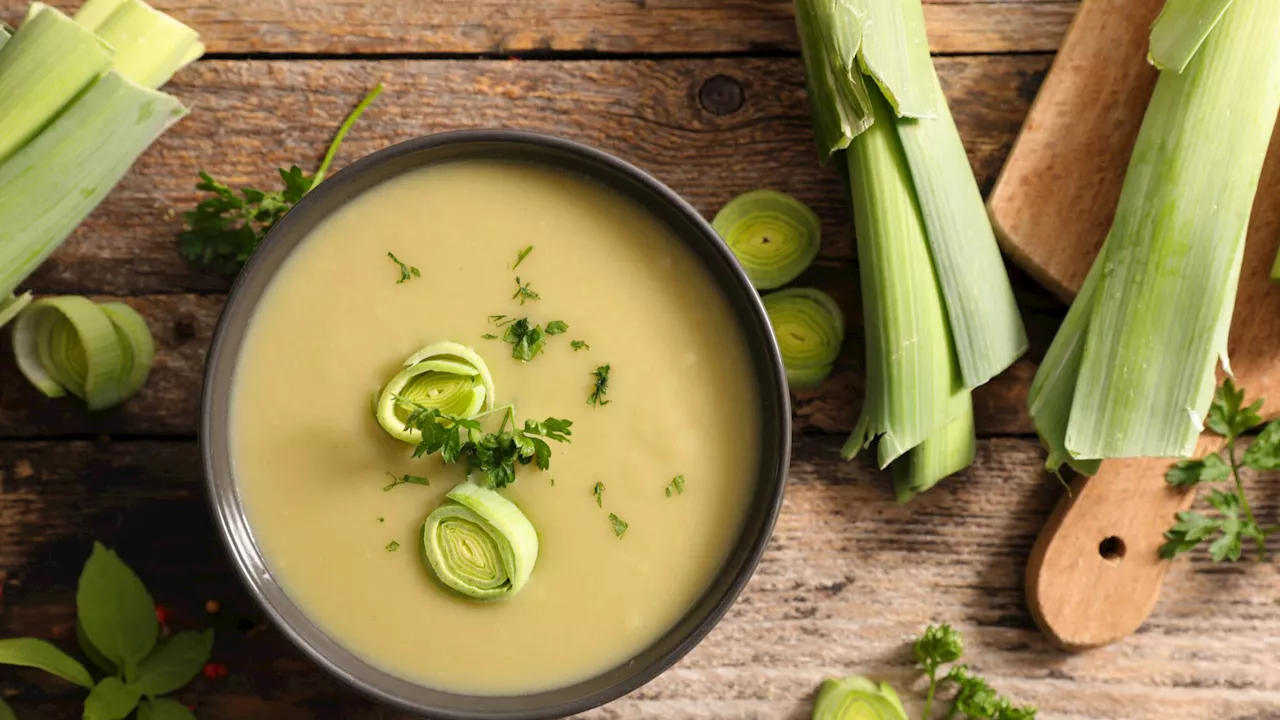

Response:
(811, 676), (909, 720)
(11, 295), (154, 410)
(422, 482), (538, 601)
(375, 341), (495, 443)
(762, 288), (844, 390)
(712, 190), (821, 290)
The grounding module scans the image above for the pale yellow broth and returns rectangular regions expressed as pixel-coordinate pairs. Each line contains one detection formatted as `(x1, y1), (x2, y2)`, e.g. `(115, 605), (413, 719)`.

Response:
(231, 160), (762, 695)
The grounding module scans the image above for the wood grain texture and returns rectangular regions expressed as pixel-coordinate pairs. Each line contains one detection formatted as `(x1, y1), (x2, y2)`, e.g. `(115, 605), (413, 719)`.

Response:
(0, 436), (1277, 719)
(1, 0), (1077, 55)
(12, 56), (1047, 298)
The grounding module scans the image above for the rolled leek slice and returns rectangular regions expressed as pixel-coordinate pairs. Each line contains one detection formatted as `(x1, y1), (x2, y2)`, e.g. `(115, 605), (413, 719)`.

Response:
(811, 676), (909, 720)
(762, 288), (844, 389)
(713, 190), (822, 290)
(422, 482), (538, 601)
(12, 296), (154, 410)
(375, 341), (495, 443)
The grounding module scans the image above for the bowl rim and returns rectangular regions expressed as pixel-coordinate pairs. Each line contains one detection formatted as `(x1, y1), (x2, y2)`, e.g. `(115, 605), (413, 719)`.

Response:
(200, 128), (792, 719)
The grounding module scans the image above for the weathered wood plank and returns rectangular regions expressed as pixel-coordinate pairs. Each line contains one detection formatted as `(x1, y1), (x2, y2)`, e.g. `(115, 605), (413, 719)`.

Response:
(0, 279), (1048, 438)
(0, 437), (1276, 719)
(1, 1), (1076, 55)
(16, 56), (1048, 296)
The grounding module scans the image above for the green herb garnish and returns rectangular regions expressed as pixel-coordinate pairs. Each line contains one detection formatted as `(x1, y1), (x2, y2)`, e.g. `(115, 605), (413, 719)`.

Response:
(503, 318), (547, 362)
(513, 277), (540, 305)
(608, 513), (628, 538)
(546, 320), (569, 335)
(571, 340), (590, 351)
(666, 475), (685, 497)
(488, 314), (514, 327)
(1161, 378), (1280, 562)
(593, 481), (605, 507)
(481, 333), (498, 340)
(0, 543), (214, 720)
(915, 624), (1034, 720)
(387, 252), (420, 283)
(179, 83), (383, 274)
(383, 472), (430, 491)
(588, 364), (611, 406)
(385, 541), (400, 552)
(378, 517), (385, 523)
(513, 245), (534, 269)
(398, 400), (572, 489)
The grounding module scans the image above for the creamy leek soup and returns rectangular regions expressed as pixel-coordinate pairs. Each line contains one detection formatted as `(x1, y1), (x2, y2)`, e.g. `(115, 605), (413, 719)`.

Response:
(231, 159), (763, 695)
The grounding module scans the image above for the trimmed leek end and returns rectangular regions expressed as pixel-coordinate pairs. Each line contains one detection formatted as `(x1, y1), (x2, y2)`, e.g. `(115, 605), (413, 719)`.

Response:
(793, 0), (873, 159)
(762, 288), (844, 390)
(843, 85), (968, 470)
(74, 0), (129, 30)
(376, 342), (496, 443)
(12, 296), (154, 410)
(1149, 0), (1234, 73)
(812, 676), (909, 720)
(91, 0), (204, 89)
(713, 190), (822, 290)
(892, 394), (974, 503)
(0, 292), (33, 330)
(0, 72), (188, 300)
(850, 0), (937, 120)
(0, 23), (12, 49)
(0, 4), (113, 165)
(422, 482), (538, 601)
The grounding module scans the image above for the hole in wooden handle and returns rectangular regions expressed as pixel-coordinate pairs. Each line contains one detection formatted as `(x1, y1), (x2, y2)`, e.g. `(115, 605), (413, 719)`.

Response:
(1098, 535), (1126, 562)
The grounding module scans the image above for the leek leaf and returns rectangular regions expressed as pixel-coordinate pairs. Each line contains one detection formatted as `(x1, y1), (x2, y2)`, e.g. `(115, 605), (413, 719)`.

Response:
(793, 0), (874, 158)
(0, 23), (11, 49)
(891, 396), (974, 503)
(74, 0), (129, 31)
(849, 0), (936, 119)
(1149, 0), (1235, 72)
(92, 0), (203, 89)
(0, 72), (188, 301)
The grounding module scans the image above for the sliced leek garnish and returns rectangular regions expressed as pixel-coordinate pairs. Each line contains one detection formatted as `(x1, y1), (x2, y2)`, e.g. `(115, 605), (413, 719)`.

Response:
(422, 482), (538, 601)
(811, 676), (910, 720)
(762, 288), (844, 390)
(12, 296), (154, 410)
(375, 342), (495, 443)
(713, 190), (822, 290)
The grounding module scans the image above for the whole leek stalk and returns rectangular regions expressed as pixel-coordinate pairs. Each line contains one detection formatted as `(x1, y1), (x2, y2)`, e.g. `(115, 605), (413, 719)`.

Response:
(1031, 0), (1280, 469)
(794, 0), (1023, 497)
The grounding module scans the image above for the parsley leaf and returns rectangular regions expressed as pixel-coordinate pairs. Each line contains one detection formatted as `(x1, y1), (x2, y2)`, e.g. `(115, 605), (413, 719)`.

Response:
(588, 364), (611, 407)
(179, 84), (383, 274)
(387, 252), (420, 283)
(910, 625), (1035, 720)
(666, 475), (685, 497)
(571, 340), (590, 351)
(383, 472), (429, 491)
(593, 482), (605, 507)
(513, 277), (540, 305)
(513, 245), (534, 269)
(481, 333), (498, 340)
(1206, 378), (1262, 440)
(1165, 453), (1230, 488)
(608, 513), (629, 538)
(546, 320), (569, 335)
(1242, 420), (1280, 470)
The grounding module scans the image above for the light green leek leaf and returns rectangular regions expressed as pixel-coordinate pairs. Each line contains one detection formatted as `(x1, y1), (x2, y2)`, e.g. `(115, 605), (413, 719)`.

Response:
(0, 23), (11, 49)
(793, 0), (874, 158)
(100, 302), (156, 405)
(0, 292), (32, 330)
(1149, 0), (1235, 72)
(713, 190), (822, 290)
(13, 296), (124, 408)
(91, 0), (204, 89)
(75, 0), (128, 31)
(812, 676), (909, 720)
(891, 394), (974, 503)
(896, 68), (1027, 388)
(0, 3), (113, 165)
(422, 482), (538, 601)
(1059, 0), (1280, 461)
(0, 72), (188, 300)
(762, 287), (845, 389)
(848, 0), (936, 119)
(842, 84), (968, 469)
(376, 341), (495, 443)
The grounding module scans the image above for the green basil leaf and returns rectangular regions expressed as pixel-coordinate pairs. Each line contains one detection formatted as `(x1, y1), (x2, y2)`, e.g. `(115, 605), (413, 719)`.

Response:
(76, 620), (117, 676)
(138, 698), (197, 720)
(77, 543), (158, 673)
(0, 697), (15, 720)
(0, 638), (93, 688)
(83, 677), (143, 720)
(136, 630), (213, 697)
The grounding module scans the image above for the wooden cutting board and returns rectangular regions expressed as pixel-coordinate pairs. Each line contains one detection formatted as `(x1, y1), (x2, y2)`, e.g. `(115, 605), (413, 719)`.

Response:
(987, 0), (1280, 650)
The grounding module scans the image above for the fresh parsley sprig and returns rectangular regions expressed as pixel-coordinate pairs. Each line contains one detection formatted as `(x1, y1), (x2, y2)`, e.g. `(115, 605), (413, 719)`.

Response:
(0, 543), (214, 720)
(913, 624), (1035, 720)
(397, 398), (571, 489)
(1161, 379), (1280, 562)
(179, 83), (383, 274)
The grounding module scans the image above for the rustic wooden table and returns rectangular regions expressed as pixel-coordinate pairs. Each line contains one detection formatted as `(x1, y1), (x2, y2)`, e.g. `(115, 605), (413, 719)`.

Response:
(1, 0), (1277, 718)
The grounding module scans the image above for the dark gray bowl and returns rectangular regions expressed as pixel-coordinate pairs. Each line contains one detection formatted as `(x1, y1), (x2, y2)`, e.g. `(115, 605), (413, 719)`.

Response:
(201, 130), (791, 719)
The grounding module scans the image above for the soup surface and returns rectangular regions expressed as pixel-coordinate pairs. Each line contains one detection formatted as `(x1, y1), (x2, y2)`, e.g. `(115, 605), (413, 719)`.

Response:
(232, 160), (762, 695)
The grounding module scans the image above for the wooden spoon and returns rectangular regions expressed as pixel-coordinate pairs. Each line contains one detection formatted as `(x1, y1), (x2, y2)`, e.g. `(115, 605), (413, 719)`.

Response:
(987, 0), (1280, 650)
